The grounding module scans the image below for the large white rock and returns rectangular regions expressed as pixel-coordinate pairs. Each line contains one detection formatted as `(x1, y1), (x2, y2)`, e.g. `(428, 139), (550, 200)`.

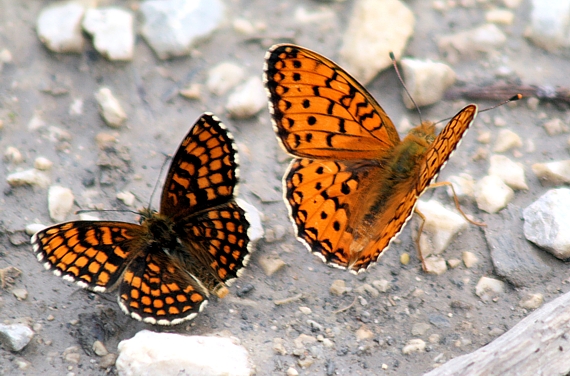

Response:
(523, 188), (570, 259)
(400, 58), (456, 108)
(82, 8), (135, 61)
(527, 0), (570, 51)
(36, 2), (85, 53)
(116, 331), (253, 376)
(0, 324), (34, 352)
(339, 0), (414, 84)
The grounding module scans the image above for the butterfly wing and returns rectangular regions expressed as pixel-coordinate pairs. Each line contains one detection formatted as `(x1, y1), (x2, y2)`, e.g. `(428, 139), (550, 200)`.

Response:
(118, 251), (209, 325)
(160, 113), (239, 219)
(31, 221), (143, 292)
(417, 105), (478, 193)
(265, 44), (401, 160)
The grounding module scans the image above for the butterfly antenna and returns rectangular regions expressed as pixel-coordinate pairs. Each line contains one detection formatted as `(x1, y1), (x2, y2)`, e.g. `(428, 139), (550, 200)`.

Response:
(147, 153), (172, 211)
(478, 94), (523, 113)
(389, 51), (423, 124)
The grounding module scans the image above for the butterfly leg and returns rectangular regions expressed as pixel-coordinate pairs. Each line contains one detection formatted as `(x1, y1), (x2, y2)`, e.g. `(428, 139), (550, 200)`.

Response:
(413, 209), (428, 271)
(427, 181), (486, 227)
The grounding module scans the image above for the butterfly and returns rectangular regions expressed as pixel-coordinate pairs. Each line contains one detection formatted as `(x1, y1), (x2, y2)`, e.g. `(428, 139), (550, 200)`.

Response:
(31, 113), (251, 325)
(264, 44), (478, 274)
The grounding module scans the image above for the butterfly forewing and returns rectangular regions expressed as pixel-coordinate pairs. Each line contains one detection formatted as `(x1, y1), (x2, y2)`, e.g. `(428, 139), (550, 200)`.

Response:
(265, 44), (401, 160)
(160, 113), (239, 219)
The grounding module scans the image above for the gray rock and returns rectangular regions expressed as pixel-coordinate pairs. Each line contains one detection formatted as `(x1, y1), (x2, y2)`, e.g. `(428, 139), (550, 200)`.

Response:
(36, 2), (85, 53)
(0, 324), (34, 352)
(339, 0), (415, 84)
(139, 0), (225, 59)
(523, 188), (570, 259)
(484, 205), (555, 287)
(527, 0), (570, 51)
(82, 7), (135, 61)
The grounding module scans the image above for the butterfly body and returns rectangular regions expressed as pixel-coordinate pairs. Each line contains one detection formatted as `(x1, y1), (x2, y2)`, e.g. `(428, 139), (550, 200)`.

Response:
(32, 113), (250, 325)
(265, 44), (478, 273)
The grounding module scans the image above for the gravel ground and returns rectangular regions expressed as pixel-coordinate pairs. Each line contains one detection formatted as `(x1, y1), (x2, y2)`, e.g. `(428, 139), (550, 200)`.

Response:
(1, 0), (570, 375)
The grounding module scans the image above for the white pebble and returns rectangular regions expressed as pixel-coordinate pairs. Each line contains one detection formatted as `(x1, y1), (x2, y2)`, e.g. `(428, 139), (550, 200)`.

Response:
(298, 307), (312, 315)
(423, 256), (447, 275)
(116, 191), (135, 207)
(48, 186), (75, 222)
(226, 76), (266, 119)
(488, 154), (528, 190)
(402, 338), (426, 354)
(7, 169), (50, 188)
(95, 87), (127, 127)
(400, 58), (456, 108)
(475, 175), (514, 213)
(446, 173), (475, 199)
(519, 293), (544, 310)
(415, 199), (468, 255)
(207, 62), (245, 96)
(26, 223), (47, 235)
(485, 9), (515, 25)
(493, 129), (522, 152)
(542, 118), (569, 136)
(4, 146), (23, 164)
(532, 160), (570, 185)
(34, 157), (53, 171)
(475, 276), (506, 302)
(462, 251), (479, 268)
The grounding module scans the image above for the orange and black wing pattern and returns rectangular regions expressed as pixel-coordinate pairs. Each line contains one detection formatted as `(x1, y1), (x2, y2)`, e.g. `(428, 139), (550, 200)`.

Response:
(264, 44), (400, 160)
(31, 221), (142, 292)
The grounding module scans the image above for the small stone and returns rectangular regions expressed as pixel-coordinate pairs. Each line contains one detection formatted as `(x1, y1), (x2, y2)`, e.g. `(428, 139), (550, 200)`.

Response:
(14, 358), (31, 370)
(438, 24), (506, 63)
(519, 293), (544, 310)
(543, 118), (569, 136)
(12, 288), (28, 301)
(226, 76), (266, 119)
(273, 338), (287, 355)
(429, 314), (451, 328)
(179, 83), (202, 100)
(355, 326), (374, 341)
(36, 2), (86, 53)
(523, 188), (570, 259)
(294, 334), (317, 349)
(402, 339), (426, 354)
(424, 256), (447, 275)
(503, 0), (522, 8)
(322, 338), (334, 348)
(400, 58), (456, 108)
(34, 157), (53, 171)
(447, 173), (476, 199)
(447, 258), (461, 268)
(95, 87), (127, 128)
(489, 327), (505, 337)
(7, 169), (50, 188)
(462, 251), (479, 268)
(232, 18), (256, 35)
(475, 276), (506, 302)
(339, 0), (415, 84)
(493, 129), (522, 153)
(415, 199), (468, 256)
(65, 352), (81, 364)
(46, 315), (55, 321)
(99, 353), (117, 369)
(329, 280), (349, 296)
(258, 254), (286, 277)
(355, 283), (379, 298)
(494, 117), (507, 127)
(428, 334), (441, 344)
(207, 62), (245, 96)
(0, 324), (34, 352)
(4, 146), (23, 164)
(298, 307), (312, 315)
(297, 357), (314, 369)
(527, 0), (570, 51)
(400, 252), (410, 265)
(411, 322), (431, 336)
(82, 8), (134, 61)
(286, 367), (299, 376)
(139, 0), (225, 59)
(371, 279), (390, 293)
(116, 330), (252, 375)
(48, 186), (74, 222)
(69, 98), (83, 115)
(489, 155), (528, 190)
(477, 130), (492, 143)
(92, 340), (109, 357)
(532, 160), (570, 185)
(116, 191), (135, 207)
(95, 132), (118, 148)
(485, 9), (515, 25)
(475, 175), (514, 214)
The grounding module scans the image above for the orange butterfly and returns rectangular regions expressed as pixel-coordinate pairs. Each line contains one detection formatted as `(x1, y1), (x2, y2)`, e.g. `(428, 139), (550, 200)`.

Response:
(264, 44), (478, 273)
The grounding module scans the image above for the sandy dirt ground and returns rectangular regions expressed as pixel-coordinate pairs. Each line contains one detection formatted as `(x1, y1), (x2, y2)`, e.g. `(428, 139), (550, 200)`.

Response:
(1, 0), (570, 375)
